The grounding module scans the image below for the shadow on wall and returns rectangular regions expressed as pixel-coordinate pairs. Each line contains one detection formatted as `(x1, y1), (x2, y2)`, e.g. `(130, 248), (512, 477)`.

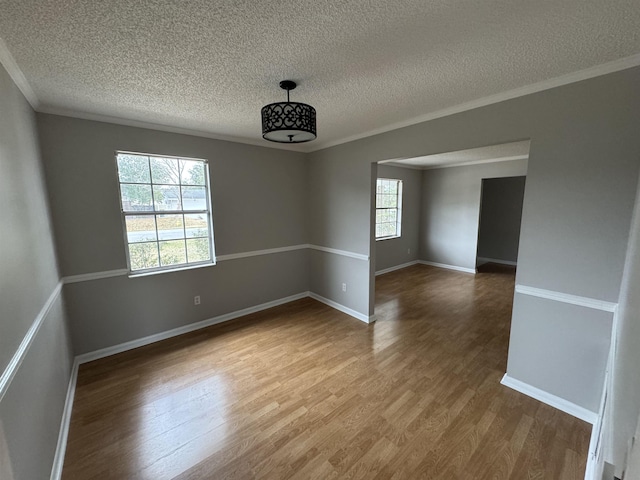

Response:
(476, 176), (526, 268)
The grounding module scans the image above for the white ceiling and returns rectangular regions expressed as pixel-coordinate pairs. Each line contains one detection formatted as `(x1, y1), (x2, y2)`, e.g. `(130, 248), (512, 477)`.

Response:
(0, 1), (639, 152)
(383, 140), (530, 169)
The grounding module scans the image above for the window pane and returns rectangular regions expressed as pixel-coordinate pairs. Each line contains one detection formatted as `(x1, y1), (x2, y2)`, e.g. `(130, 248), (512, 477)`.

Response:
(388, 209), (397, 223)
(153, 185), (182, 211)
(384, 223), (397, 236)
(150, 157), (180, 184)
(187, 238), (210, 262)
(159, 240), (187, 266)
(125, 215), (157, 243)
(184, 214), (209, 238)
(117, 154), (150, 183)
(182, 186), (207, 211)
(181, 160), (206, 185)
(376, 179), (383, 194)
(118, 152), (214, 274)
(121, 184), (153, 211)
(156, 214), (185, 240)
(129, 242), (159, 271)
(389, 181), (398, 194)
(376, 224), (383, 238)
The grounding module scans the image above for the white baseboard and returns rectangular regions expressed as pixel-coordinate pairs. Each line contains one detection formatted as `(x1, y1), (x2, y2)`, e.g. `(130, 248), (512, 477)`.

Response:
(75, 288), (377, 365)
(50, 358), (79, 480)
(76, 292), (310, 364)
(375, 261), (419, 276)
(308, 293), (374, 324)
(477, 257), (518, 267)
(418, 260), (476, 275)
(49, 289), (373, 478)
(501, 374), (597, 424)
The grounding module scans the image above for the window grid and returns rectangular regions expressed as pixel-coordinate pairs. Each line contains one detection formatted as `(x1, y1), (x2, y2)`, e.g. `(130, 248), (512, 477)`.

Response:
(375, 178), (403, 240)
(116, 152), (215, 274)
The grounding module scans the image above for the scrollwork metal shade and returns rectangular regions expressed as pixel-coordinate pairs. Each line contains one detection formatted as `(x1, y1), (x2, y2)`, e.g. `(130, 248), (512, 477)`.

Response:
(261, 101), (317, 143)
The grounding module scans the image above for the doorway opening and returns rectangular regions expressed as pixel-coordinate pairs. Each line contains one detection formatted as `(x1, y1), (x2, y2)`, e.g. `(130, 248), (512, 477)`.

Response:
(372, 139), (530, 325)
(476, 176), (526, 273)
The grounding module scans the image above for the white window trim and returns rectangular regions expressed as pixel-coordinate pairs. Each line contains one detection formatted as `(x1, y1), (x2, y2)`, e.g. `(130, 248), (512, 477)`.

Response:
(375, 178), (403, 241)
(116, 150), (217, 275)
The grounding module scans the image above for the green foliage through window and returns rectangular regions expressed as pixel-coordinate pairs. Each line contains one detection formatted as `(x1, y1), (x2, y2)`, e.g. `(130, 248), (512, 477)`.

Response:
(116, 152), (215, 273)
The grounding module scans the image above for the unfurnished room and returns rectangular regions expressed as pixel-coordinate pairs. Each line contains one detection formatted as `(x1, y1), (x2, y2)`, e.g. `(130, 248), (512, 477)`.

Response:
(1, 2), (640, 479)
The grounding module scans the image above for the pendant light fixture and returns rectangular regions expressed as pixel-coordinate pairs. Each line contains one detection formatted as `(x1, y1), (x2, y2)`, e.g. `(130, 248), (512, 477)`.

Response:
(261, 80), (316, 143)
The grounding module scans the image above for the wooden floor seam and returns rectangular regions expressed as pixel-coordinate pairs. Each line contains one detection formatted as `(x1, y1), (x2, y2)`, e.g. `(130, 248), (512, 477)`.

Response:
(61, 263), (591, 479)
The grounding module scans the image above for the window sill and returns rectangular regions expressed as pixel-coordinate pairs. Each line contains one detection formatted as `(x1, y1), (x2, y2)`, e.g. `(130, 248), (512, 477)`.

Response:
(128, 260), (216, 278)
(376, 235), (401, 242)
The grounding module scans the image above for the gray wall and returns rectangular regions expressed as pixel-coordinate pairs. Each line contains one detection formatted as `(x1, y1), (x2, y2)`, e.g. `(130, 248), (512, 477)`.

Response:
(3, 64), (639, 477)
(37, 114), (311, 354)
(308, 150), (374, 316)
(0, 65), (73, 479)
(375, 164), (421, 272)
(477, 176), (526, 263)
(611, 173), (640, 475)
(307, 67), (640, 413)
(508, 295), (612, 412)
(419, 160), (527, 270)
(37, 114), (310, 276)
(65, 250), (309, 354)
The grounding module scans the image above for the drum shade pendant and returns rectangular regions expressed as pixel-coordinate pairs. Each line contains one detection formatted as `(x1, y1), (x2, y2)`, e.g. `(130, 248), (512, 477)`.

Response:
(261, 80), (316, 143)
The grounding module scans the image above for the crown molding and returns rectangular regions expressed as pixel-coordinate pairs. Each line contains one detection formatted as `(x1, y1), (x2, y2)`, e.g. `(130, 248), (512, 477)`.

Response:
(36, 106), (308, 153)
(0, 37), (39, 109)
(2, 29), (639, 155)
(308, 53), (640, 152)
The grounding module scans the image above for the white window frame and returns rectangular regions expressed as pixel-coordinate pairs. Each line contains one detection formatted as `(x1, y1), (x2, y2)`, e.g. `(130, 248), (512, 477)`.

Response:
(375, 178), (403, 240)
(115, 151), (216, 275)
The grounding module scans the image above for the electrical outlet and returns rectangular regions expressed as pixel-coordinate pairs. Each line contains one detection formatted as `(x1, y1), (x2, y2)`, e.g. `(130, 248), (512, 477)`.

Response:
(342, 283), (347, 292)
(194, 295), (201, 305)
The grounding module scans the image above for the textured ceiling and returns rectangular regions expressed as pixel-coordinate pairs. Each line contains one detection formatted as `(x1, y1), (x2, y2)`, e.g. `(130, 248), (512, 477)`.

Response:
(386, 140), (530, 169)
(0, 0), (639, 151)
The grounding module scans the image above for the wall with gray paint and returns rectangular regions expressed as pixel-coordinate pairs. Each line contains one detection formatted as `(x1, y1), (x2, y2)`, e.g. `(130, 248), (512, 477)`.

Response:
(37, 114), (311, 354)
(610, 173), (640, 475)
(307, 67), (640, 412)
(419, 160), (527, 270)
(477, 176), (526, 264)
(0, 65), (73, 479)
(507, 294), (612, 412)
(65, 250), (309, 354)
(309, 250), (370, 317)
(1, 298), (72, 480)
(37, 114), (309, 276)
(375, 164), (421, 273)
(307, 150), (374, 316)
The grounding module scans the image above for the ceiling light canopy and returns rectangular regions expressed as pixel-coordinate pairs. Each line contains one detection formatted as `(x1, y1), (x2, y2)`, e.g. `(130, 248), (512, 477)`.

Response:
(261, 80), (316, 143)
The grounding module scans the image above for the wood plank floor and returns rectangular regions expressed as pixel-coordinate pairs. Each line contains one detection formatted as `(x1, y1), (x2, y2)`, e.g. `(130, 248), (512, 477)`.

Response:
(62, 264), (591, 479)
